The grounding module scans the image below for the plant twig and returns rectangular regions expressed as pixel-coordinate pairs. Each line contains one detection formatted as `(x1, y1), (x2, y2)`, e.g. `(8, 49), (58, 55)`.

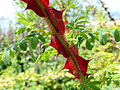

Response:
(99, 0), (116, 25)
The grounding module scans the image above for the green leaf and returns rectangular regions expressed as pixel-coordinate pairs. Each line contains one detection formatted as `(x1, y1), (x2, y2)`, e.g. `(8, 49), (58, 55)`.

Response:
(66, 22), (74, 29)
(79, 84), (85, 90)
(75, 16), (87, 22)
(76, 25), (85, 28)
(19, 40), (27, 51)
(66, 25), (73, 29)
(75, 21), (89, 25)
(38, 34), (45, 42)
(15, 27), (26, 35)
(89, 85), (100, 90)
(99, 32), (107, 45)
(85, 87), (90, 90)
(86, 76), (94, 83)
(77, 37), (84, 46)
(13, 44), (18, 51)
(30, 37), (38, 49)
(9, 50), (14, 58)
(80, 33), (88, 39)
(86, 40), (94, 50)
(2, 50), (11, 66)
(88, 33), (95, 42)
(113, 29), (120, 42)
(18, 19), (33, 26)
(107, 80), (111, 86)
(113, 80), (119, 86)
(88, 81), (101, 85)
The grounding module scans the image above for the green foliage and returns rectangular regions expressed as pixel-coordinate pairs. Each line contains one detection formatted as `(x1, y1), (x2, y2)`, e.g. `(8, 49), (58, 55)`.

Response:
(113, 29), (120, 42)
(66, 16), (120, 51)
(19, 40), (27, 51)
(99, 32), (108, 45)
(13, 44), (19, 52)
(30, 37), (38, 50)
(78, 76), (101, 90)
(86, 40), (94, 50)
(2, 49), (11, 66)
